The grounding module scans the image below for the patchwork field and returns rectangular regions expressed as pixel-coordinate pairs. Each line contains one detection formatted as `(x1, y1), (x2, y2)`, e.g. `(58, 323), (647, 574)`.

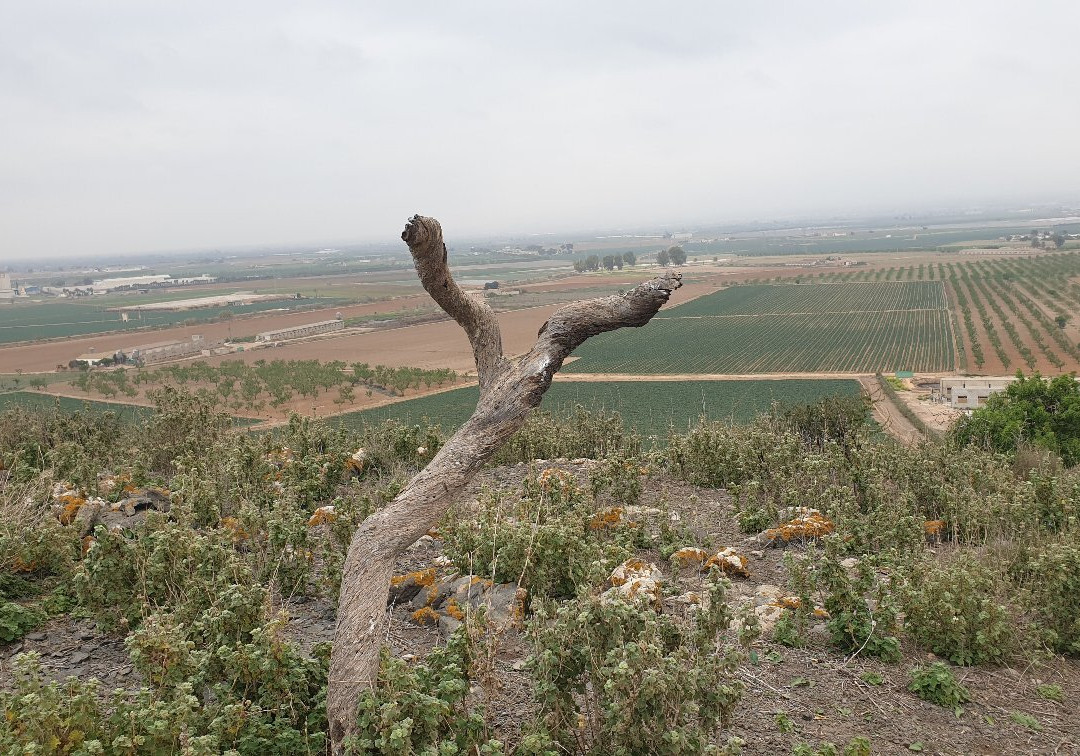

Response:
(335, 378), (863, 438)
(565, 281), (956, 374)
(0, 297), (351, 344)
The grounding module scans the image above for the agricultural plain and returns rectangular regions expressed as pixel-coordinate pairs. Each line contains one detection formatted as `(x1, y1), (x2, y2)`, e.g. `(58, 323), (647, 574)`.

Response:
(337, 378), (863, 438)
(565, 281), (956, 375)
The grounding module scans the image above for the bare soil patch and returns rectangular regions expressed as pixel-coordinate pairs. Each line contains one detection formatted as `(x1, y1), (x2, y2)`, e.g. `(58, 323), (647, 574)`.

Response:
(859, 377), (922, 445)
(0, 295), (431, 374)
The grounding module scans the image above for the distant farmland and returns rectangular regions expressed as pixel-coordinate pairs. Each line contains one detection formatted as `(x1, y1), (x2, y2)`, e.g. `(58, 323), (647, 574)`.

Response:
(564, 282), (956, 374)
(334, 379), (863, 439)
(0, 297), (351, 345)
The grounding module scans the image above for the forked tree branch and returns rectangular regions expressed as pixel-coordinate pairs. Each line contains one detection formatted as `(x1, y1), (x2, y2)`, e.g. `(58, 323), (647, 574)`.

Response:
(327, 216), (682, 752)
(402, 215), (507, 390)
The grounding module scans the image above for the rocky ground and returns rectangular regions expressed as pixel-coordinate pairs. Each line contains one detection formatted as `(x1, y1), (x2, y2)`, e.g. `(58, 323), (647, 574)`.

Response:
(3, 461), (1078, 754)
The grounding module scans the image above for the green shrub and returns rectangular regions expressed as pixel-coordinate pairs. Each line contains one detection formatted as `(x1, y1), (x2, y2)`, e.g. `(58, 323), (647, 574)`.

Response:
(441, 468), (633, 602)
(1017, 539), (1080, 654)
(349, 627), (502, 754)
(1, 623), (329, 756)
(588, 451), (646, 507)
(900, 554), (1016, 665)
(815, 545), (901, 662)
(0, 601), (45, 642)
(526, 578), (743, 753)
(495, 406), (641, 464)
(908, 662), (970, 711)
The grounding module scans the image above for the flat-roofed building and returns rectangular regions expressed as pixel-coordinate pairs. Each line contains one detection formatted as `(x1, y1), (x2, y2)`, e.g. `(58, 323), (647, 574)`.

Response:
(0, 273), (13, 303)
(126, 335), (207, 364)
(939, 376), (1015, 409)
(256, 319), (343, 342)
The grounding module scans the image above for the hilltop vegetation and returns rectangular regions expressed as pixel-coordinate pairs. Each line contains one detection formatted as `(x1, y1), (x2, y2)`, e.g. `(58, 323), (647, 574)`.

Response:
(0, 384), (1078, 753)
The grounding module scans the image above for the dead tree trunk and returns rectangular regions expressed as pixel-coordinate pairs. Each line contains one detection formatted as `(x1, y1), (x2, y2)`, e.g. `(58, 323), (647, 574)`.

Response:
(326, 215), (681, 751)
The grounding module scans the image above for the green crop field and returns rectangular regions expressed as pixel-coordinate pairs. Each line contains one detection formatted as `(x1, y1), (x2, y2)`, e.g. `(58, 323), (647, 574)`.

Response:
(564, 282), (955, 374)
(0, 391), (154, 422)
(659, 281), (946, 318)
(334, 379), (862, 439)
(0, 297), (351, 345)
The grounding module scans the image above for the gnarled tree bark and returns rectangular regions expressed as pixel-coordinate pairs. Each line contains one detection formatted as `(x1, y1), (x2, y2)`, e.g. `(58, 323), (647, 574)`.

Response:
(326, 215), (681, 752)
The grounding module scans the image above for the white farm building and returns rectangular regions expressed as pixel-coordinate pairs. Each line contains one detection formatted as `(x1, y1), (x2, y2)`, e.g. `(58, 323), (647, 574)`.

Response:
(256, 319), (343, 343)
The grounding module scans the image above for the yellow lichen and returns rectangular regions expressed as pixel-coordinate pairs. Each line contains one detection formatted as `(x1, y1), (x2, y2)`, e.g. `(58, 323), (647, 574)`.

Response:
(220, 516), (248, 541)
(772, 596), (803, 610)
(589, 507), (624, 530)
(763, 511), (835, 544)
(670, 547), (709, 568)
(57, 494), (86, 525)
(307, 506), (337, 526)
(390, 568), (437, 588)
(512, 587), (528, 623)
(410, 606), (440, 626)
(923, 519), (947, 539)
(444, 599), (465, 621)
(12, 555), (40, 573)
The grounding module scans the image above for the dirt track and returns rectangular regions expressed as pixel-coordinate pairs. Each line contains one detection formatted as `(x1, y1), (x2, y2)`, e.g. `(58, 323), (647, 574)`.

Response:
(858, 376), (923, 445)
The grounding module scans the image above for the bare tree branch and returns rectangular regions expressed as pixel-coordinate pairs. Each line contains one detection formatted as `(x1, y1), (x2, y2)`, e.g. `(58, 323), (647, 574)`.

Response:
(326, 216), (682, 752)
(402, 215), (507, 391)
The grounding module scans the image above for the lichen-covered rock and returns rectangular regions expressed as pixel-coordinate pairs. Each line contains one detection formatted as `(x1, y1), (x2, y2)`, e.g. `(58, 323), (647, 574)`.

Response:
(744, 584), (829, 633)
(589, 506), (624, 530)
(402, 573), (525, 630)
(307, 505), (336, 526)
(605, 558), (662, 605)
(114, 488), (171, 516)
(704, 547), (750, 578)
(669, 547), (710, 568)
(73, 498), (104, 537)
(759, 507), (834, 546)
(410, 606), (440, 626)
(389, 568), (437, 605)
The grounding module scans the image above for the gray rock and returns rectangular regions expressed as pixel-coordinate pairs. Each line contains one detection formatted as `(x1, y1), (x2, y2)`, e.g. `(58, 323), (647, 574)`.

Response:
(117, 489), (171, 515)
(69, 651), (91, 665)
(438, 614), (461, 638)
(408, 579), (454, 612)
(481, 583), (523, 627)
(74, 500), (103, 537)
(25, 632), (47, 641)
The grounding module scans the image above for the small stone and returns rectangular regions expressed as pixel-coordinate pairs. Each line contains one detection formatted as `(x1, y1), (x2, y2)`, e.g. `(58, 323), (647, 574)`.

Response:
(512, 659), (526, 671)
(78, 630), (97, 641)
(25, 632), (47, 641)
(69, 651), (91, 665)
(753, 584), (784, 606)
(750, 550), (765, 559)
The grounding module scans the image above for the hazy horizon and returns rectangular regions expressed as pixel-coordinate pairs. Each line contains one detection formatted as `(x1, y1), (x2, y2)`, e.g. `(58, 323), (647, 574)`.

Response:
(3, 1), (1079, 259)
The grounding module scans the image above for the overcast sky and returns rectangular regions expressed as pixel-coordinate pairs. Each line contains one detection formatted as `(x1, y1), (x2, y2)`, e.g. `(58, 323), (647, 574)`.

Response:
(2, 2), (1078, 258)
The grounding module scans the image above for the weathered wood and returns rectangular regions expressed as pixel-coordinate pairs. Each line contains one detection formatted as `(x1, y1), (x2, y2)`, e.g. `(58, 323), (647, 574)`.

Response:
(326, 215), (681, 751)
